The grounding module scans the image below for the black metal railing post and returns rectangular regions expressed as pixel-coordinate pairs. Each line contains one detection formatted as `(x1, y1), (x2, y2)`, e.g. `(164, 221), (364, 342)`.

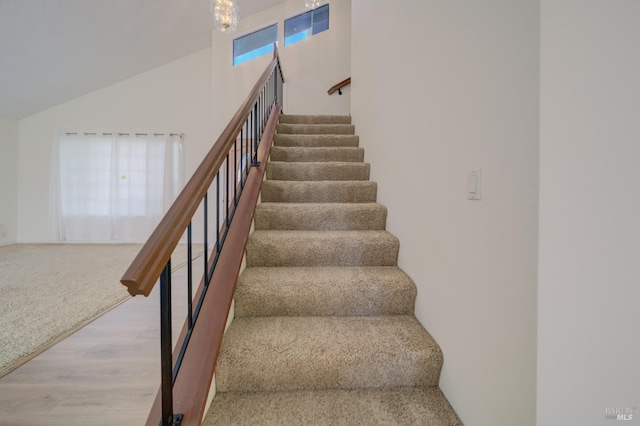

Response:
(216, 172), (220, 253)
(203, 192), (209, 287)
(160, 260), (182, 426)
(187, 224), (193, 329)
(252, 103), (260, 167)
(225, 153), (230, 226)
(273, 72), (277, 107)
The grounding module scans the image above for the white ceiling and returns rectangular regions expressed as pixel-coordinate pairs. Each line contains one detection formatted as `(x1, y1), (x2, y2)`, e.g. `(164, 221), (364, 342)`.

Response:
(0, 0), (286, 119)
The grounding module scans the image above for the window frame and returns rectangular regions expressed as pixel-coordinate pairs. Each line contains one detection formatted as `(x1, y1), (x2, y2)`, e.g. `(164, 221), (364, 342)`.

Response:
(232, 23), (278, 66)
(284, 3), (330, 47)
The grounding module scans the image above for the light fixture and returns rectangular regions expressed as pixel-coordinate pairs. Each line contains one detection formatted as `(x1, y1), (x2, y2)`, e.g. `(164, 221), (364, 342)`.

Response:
(305, 0), (325, 9)
(211, 0), (240, 33)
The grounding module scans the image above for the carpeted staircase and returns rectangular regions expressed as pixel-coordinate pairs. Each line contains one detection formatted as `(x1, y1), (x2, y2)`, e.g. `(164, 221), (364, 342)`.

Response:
(203, 115), (462, 425)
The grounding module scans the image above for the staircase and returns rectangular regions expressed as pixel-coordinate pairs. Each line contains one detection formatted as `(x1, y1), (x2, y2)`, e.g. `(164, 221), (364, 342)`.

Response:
(203, 115), (462, 425)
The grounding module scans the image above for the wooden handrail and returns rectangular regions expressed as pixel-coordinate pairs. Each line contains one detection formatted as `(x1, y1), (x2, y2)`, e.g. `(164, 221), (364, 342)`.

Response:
(327, 77), (351, 95)
(145, 106), (281, 426)
(121, 47), (283, 297)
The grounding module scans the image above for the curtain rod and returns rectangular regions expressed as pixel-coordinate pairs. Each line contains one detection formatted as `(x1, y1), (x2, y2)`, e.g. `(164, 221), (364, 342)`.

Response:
(65, 132), (183, 137)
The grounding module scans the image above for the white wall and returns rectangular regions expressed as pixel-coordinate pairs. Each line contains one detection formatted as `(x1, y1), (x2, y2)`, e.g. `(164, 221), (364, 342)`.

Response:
(0, 116), (19, 246)
(210, 0), (351, 136)
(351, 2), (539, 425)
(17, 48), (213, 242)
(538, 1), (640, 424)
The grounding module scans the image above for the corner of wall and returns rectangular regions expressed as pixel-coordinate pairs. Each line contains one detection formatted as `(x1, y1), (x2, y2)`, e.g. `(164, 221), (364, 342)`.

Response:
(0, 115), (19, 246)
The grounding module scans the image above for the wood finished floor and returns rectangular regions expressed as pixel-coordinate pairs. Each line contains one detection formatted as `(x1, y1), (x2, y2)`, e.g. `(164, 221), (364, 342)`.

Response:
(0, 265), (193, 425)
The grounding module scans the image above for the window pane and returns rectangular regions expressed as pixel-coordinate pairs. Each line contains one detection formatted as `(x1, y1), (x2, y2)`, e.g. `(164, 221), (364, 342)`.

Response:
(59, 135), (112, 216)
(285, 11), (312, 46)
(233, 24), (277, 66)
(284, 5), (329, 47)
(312, 4), (329, 35)
(115, 137), (166, 217)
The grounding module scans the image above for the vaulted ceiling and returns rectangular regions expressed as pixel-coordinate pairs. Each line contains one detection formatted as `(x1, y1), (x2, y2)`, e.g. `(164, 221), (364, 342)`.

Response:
(0, 0), (287, 119)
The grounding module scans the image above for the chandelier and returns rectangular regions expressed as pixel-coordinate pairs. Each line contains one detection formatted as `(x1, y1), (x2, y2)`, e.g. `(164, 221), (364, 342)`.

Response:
(305, 0), (325, 9)
(211, 0), (240, 33)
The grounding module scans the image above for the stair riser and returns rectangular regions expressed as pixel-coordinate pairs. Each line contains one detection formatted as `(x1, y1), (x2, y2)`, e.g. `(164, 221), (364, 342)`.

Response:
(254, 204), (387, 231)
(261, 181), (378, 203)
(267, 162), (370, 181)
(246, 232), (399, 267)
(275, 134), (359, 148)
(277, 124), (355, 135)
(207, 388), (463, 426)
(270, 147), (364, 163)
(279, 115), (352, 124)
(218, 357), (441, 392)
(215, 316), (443, 393)
(235, 267), (416, 317)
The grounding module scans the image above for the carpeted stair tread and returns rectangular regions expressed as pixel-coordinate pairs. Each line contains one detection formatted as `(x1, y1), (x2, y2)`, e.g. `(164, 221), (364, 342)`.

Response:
(270, 146), (365, 162)
(278, 114), (352, 124)
(235, 266), (416, 317)
(261, 181), (378, 203)
(246, 230), (399, 267)
(277, 123), (355, 135)
(267, 161), (370, 181)
(215, 315), (443, 392)
(205, 387), (462, 426)
(207, 113), (462, 424)
(254, 203), (387, 231)
(275, 134), (359, 147)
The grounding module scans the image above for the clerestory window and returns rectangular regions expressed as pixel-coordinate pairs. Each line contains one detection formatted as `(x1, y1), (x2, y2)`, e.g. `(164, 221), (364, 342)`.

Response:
(284, 4), (329, 46)
(233, 24), (278, 66)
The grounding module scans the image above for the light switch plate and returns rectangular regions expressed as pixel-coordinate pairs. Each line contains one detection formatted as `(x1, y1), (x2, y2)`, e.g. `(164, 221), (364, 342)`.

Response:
(467, 169), (482, 200)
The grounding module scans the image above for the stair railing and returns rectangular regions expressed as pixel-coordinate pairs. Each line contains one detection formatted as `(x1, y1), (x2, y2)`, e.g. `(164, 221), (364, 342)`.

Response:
(121, 45), (284, 426)
(327, 77), (351, 95)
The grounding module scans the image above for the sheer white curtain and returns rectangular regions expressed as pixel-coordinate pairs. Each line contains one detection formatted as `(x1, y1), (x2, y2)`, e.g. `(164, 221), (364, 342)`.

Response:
(50, 132), (184, 242)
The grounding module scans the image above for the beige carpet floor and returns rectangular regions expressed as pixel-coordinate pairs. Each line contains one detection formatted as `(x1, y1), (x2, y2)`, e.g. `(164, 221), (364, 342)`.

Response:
(0, 243), (197, 376)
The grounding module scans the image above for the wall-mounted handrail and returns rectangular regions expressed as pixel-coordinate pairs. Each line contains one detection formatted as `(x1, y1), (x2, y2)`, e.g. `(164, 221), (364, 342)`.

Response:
(327, 77), (351, 95)
(121, 43), (284, 426)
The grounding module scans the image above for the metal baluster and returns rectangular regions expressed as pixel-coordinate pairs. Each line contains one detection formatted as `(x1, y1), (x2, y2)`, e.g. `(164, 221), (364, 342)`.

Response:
(203, 192), (209, 287)
(258, 93), (261, 139)
(187, 223), (193, 329)
(226, 153), (230, 226)
(258, 93), (261, 136)
(216, 172), (220, 253)
(252, 103), (259, 166)
(240, 128), (244, 189)
(278, 65), (282, 105)
(159, 260), (174, 426)
(245, 120), (250, 179)
(249, 111), (254, 168)
(269, 73), (273, 110)
(234, 140), (238, 205)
